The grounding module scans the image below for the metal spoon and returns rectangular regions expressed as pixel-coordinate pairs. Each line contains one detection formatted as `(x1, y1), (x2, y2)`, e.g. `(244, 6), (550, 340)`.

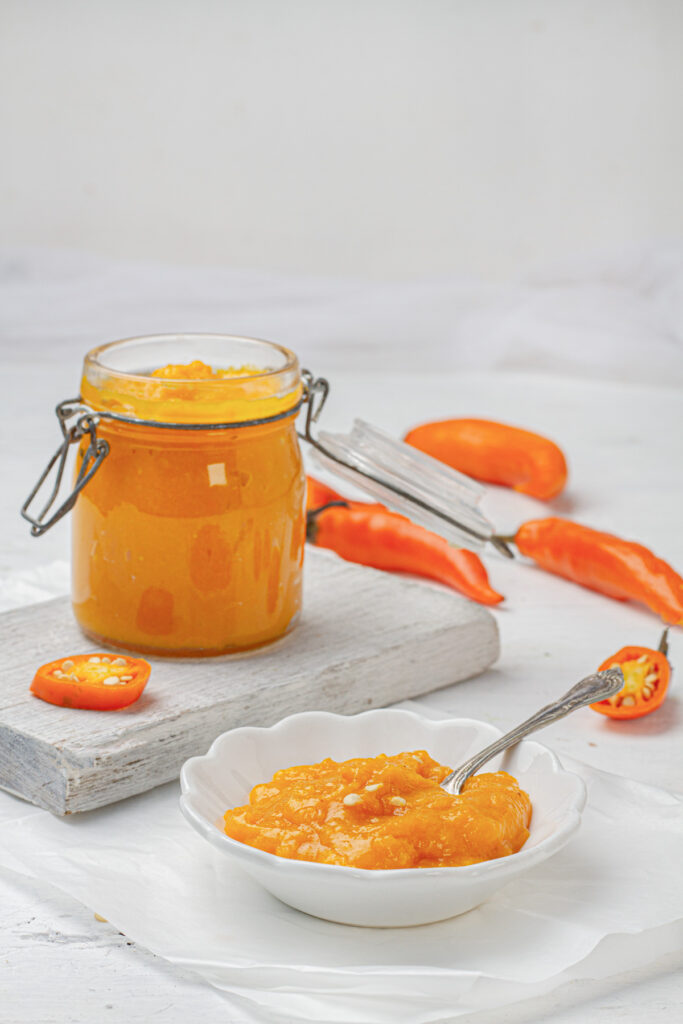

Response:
(440, 667), (624, 795)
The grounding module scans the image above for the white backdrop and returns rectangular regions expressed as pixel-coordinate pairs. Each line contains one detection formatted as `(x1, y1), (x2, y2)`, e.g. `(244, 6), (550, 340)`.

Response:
(2, 7), (683, 1019)
(1, 0), (682, 278)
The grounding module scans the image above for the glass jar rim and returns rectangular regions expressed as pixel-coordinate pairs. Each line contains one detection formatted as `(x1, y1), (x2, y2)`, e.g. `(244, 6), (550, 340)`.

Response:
(84, 333), (300, 387)
(81, 333), (303, 425)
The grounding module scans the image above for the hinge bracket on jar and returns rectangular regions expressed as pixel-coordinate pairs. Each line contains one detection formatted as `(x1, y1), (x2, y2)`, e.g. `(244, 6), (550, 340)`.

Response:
(299, 371), (330, 435)
(20, 399), (111, 537)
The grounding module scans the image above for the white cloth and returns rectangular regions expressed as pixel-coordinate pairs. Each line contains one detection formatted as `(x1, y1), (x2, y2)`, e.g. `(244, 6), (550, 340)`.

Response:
(0, 566), (681, 1022)
(0, 706), (680, 1024)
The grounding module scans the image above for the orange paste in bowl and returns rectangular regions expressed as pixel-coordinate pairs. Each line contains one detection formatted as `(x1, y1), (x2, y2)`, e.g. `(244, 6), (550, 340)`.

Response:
(73, 356), (305, 656)
(223, 751), (532, 869)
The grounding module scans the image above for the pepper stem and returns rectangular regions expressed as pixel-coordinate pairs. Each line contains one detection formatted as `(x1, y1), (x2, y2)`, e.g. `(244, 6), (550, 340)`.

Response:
(490, 535), (516, 559)
(305, 500), (350, 543)
(658, 626), (670, 658)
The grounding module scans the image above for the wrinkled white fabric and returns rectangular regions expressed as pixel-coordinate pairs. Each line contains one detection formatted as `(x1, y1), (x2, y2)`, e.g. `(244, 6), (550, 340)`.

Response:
(0, 747), (680, 1023)
(1, 560), (681, 1021)
(0, 560), (69, 612)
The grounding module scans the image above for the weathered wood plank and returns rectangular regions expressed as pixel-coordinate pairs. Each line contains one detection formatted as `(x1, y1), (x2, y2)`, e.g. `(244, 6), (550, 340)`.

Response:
(0, 548), (498, 814)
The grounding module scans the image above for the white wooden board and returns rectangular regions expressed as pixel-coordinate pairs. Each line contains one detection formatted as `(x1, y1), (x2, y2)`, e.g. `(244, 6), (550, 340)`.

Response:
(0, 547), (498, 815)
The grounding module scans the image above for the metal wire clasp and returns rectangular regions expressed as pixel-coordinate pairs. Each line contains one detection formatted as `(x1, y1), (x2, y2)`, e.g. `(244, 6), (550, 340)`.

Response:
(21, 399), (110, 536)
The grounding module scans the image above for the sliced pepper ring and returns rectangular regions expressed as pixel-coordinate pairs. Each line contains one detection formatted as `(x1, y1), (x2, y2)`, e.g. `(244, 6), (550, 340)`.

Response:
(591, 641), (670, 720)
(30, 653), (151, 710)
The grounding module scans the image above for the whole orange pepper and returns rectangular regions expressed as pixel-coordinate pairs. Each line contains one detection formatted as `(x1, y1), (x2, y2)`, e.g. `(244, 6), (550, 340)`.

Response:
(514, 518), (683, 625)
(404, 418), (568, 500)
(307, 494), (503, 607)
(306, 476), (343, 511)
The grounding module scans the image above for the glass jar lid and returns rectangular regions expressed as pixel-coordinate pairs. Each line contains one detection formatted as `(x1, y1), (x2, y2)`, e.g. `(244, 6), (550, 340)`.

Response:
(298, 379), (509, 555)
(311, 419), (495, 552)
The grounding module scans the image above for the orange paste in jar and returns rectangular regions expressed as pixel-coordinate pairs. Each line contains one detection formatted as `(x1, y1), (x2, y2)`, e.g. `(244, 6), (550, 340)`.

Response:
(72, 354), (305, 656)
(223, 751), (532, 869)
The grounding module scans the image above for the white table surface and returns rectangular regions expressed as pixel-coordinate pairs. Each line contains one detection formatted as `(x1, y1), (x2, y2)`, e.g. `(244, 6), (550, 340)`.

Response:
(1, 257), (682, 1022)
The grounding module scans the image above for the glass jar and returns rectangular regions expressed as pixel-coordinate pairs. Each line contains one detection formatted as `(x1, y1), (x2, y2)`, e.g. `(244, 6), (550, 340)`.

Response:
(23, 338), (506, 657)
(69, 334), (305, 656)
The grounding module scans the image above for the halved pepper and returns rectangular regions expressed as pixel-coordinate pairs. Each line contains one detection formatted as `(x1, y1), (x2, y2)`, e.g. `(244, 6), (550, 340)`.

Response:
(30, 653), (151, 710)
(591, 630), (671, 720)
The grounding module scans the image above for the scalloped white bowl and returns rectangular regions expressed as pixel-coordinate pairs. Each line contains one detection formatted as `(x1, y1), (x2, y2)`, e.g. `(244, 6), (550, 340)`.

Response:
(179, 709), (586, 927)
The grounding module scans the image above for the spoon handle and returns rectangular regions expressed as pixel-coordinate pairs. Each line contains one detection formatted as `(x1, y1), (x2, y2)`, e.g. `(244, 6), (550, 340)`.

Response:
(440, 667), (624, 795)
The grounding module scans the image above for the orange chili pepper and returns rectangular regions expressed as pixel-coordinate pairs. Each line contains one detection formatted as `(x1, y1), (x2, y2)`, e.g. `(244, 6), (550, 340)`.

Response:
(30, 653), (151, 710)
(591, 630), (671, 720)
(307, 498), (503, 606)
(404, 418), (568, 500)
(306, 476), (343, 511)
(513, 518), (683, 625)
